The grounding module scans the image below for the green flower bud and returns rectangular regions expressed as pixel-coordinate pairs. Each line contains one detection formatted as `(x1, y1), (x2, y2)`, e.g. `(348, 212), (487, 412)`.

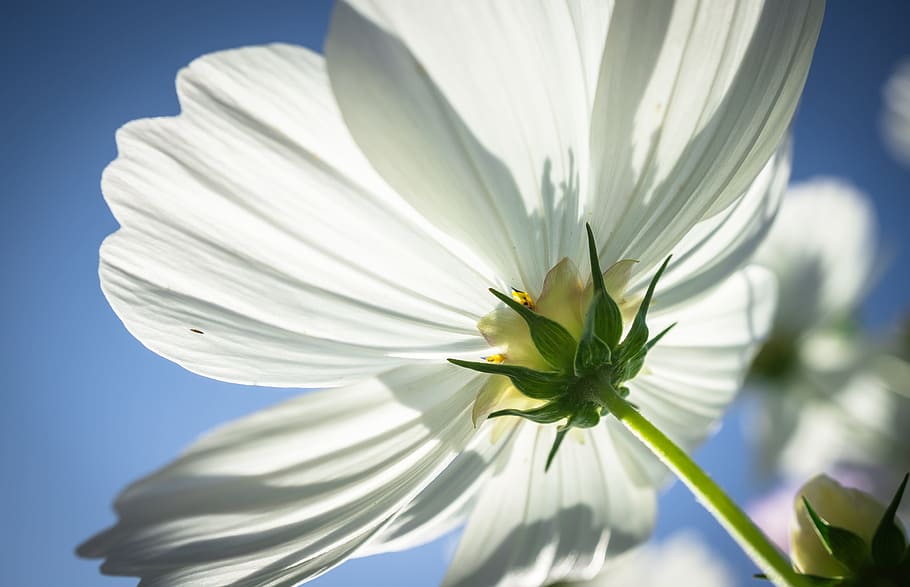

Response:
(791, 474), (908, 581)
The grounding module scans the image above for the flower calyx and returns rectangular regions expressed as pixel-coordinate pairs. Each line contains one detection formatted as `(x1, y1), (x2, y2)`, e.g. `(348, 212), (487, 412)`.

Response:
(449, 224), (674, 470)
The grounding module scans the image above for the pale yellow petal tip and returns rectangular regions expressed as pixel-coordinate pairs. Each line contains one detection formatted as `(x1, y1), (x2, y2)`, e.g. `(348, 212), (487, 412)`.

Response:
(536, 257), (585, 337)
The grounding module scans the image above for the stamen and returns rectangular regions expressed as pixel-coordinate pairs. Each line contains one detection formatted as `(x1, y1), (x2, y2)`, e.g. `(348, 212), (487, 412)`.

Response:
(484, 354), (506, 364)
(510, 288), (535, 310)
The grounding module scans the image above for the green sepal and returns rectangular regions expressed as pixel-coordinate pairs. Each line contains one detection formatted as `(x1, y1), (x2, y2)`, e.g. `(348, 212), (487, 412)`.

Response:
(489, 288), (577, 372)
(616, 255), (671, 361)
(616, 354), (645, 383)
(585, 223), (606, 295)
(585, 224), (624, 347)
(447, 359), (568, 400)
(616, 322), (678, 381)
(802, 497), (871, 573)
(574, 332), (610, 376)
(488, 402), (568, 425)
(644, 322), (677, 353)
(544, 406), (601, 471)
(871, 472), (909, 569)
(545, 427), (569, 472)
(570, 404), (601, 428)
(575, 291), (613, 375)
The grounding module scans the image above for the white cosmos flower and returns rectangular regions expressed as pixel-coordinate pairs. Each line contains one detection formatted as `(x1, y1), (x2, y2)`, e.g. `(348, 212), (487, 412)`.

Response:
(748, 179), (910, 478)
(555, 532), (735, 587)
(79, 2), (824, 586)
(883, 59), (910, 166)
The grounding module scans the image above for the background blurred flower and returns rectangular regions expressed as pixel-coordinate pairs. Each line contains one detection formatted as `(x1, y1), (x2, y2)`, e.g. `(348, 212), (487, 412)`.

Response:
(882, 59), (910, 166)
(77, 1), (823, 586)
(556, 532), (735, 587)
(746, 179), (910, 479)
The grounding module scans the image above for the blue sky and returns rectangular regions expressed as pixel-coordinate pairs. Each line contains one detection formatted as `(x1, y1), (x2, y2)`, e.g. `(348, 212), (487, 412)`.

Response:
(2, 2), (909, 586)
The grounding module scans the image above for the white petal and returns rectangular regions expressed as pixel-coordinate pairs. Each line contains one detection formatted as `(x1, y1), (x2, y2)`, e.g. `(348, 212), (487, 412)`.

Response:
(443, 424), (657, 587)
(588, 0), (824, 274)
(78, 364), (482, 586)
(101, 44), (493, 387)
(566, 532), (736, 587)
(655, 139), (790, 309)
(623, 266), (777, 481)
(356, 425), (508, 557)
(755, 178), (878, 335)
(883, 59), (910, 166)
(325, 1), (613, 289)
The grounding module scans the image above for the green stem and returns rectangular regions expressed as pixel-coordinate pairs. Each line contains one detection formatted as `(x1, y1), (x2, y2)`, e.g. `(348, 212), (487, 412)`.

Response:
(598, 383), (808, 587)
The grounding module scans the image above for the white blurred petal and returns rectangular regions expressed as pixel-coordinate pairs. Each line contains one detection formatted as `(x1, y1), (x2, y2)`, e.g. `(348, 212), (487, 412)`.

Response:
(564, 532), (735, 587)
(776, 357), (910, 478)
(755, 178), (877, 335)
(883, 59), (910, 166)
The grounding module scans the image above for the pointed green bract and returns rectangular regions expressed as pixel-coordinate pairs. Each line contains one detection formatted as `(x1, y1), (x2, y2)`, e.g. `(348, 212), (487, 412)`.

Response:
(585, 225), (624, 347)
(489, 288), (577, 372)
(574, 332), (610, 376)
(645, 322), (677, 353)
(575, 291), (612, 375)
(570, 404), (601, 428)
(585, 223), (606, 295)
(489, 403), (568, 425)
(802, 497), (871, 573)
(617, 322), (678, 381)
(545, 407), (601, 472)
(545, 428), (570, 472)
(617, 255), (672, 361)
(871, 473), (909, 568)
(447, 358), (568, 399)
